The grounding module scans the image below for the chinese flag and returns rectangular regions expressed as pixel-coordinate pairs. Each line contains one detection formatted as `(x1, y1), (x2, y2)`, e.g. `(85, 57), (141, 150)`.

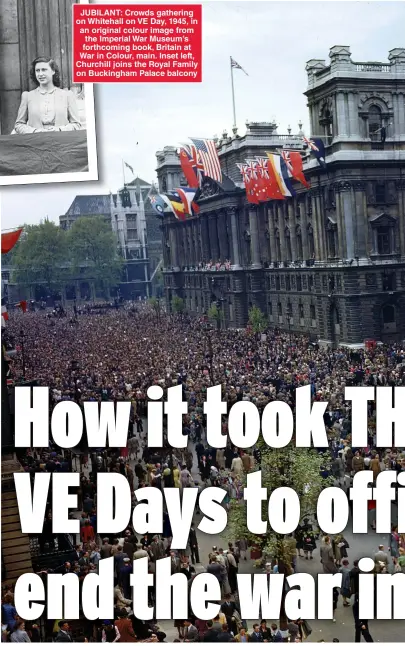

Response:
(179, 148), (199, 189)
(1, 228), (23, 254)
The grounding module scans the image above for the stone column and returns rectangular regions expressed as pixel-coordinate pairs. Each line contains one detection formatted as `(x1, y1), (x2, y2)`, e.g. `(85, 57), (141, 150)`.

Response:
(336, 182), (355, 260)
(208, 212), (219, 261)
(300, 198), (309, 259)
(201, 216), (210, 262)
(348, 91), (359, 138)
(169, 226), (179, 270)
(268, 206), (277, 263)
(228, 206), (241, 269)
(397, 92), (405, 137)
(397, 179), (405, 259)
(336, 91), (348, 138)
(249, 205), (261, 268)
(288, 201), (297, 261)
(217, 210), (230, 260)
(277, 204), (287, 263)
(353, 181), (367, 259)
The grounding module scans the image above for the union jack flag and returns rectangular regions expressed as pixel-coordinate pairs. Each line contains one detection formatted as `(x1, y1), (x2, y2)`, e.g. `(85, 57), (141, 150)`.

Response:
(255, 157), (270, 179)
(281, 150), (293, 174)
(190, 138), (222, 183)
(303, 137), (326, 168)
(189, 145), (205, 177)
(246, 159), (259, 180)
(237, 163), (250, 183)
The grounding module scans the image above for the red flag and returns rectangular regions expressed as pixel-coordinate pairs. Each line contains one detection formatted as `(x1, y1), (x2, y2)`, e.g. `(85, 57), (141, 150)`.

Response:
(19, 300), (27, 314)
(282, 151), (310, 188)
(179, 148), (199, 188)
(1, 227), (23, 254)
(238, 163), (259, 204)
(250, 159), (285, 201)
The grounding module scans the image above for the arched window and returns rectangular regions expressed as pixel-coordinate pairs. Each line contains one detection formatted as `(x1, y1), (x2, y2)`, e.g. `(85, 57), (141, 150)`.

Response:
(369, 105), (382, 141)
(285, 228), (292, 262)
(296, 225), (303, 260)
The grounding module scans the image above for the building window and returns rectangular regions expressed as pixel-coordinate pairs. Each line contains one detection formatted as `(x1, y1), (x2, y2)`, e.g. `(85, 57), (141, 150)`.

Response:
(268, 302), (273, 315)
(310, 304), (316, 319)
(382, 272), (395, 291)
(126, 214), (138, 241)
(308, 275), (314, 291)
(287, 301), (293, 317)
(308, 225), (315, 258)
(285, 275), (291, 291)
(299, 303), (304, 319)
(275, 276), (280, 290)
(327, 224), (338, 258)
(278, 302), (282, 316)
(297, 275), (302, 291)
(368, 105), (382, 141)
(296, 226), (303, 260)
(382, 304), (395, 324)
(285, 228), (292, 262)
(375, 182), (386, 204)
(377, 226), (391, 254)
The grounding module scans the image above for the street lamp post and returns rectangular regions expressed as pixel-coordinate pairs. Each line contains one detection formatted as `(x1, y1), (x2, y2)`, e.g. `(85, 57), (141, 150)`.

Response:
(19, 329), (26, 379)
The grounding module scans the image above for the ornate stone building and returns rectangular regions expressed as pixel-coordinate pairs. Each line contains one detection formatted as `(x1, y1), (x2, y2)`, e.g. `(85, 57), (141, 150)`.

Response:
(159, 46), (405, 346)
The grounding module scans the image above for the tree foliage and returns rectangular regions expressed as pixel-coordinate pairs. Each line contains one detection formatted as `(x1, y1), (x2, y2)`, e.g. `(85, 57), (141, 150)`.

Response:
(11, 221), (66, 288)
(208, 302), (223, 327)
(227, 445), (330, 568)
(248, 305), (267, 334)
(67, 216), (122, 293)
(171, 295), (185, 314)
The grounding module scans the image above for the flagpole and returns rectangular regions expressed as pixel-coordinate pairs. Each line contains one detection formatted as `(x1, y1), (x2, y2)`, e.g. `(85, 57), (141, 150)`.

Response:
(230, 56), (237, 129)
(122, 159), (126, 187)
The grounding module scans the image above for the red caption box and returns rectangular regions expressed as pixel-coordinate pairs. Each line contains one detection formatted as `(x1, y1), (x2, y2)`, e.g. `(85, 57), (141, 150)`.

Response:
(73, 4), (202, 82)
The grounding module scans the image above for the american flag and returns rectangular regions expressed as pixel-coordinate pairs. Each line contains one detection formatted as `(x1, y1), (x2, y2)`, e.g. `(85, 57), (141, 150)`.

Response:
(190, 138), (222, 183)
(231, 57), (248, 76)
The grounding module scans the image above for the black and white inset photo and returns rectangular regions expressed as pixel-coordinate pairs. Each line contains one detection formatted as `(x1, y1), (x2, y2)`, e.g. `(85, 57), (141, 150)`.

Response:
(0, 0), (98, 186)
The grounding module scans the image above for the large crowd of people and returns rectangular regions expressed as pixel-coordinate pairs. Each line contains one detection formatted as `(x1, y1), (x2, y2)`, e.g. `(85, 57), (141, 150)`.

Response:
(2, 302), (405, 642)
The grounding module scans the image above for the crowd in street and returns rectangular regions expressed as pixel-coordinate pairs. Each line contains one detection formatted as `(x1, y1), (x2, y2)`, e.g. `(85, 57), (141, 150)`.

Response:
(2, 303), (405, 642)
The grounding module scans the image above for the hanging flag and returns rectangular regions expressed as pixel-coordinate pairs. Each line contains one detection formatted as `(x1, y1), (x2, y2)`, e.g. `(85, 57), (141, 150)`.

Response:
(15, 300), (27, 313)
(179, 147), (200, 189)
(255, 157), (285, 201)
(165, 192), (188, 221)
(1, 227), (23, 254)
(281, 151), (310, 188)
(279, 156), (296, 197)
(303, 137), (327, 169)
(246, 160), (269, 202)
(124, 161), (134, 174)
(190, 138), (222, 183)
(266, 153), (293, 197)
(175, 187), (200, 216)
(237, 163), (259, 204)
(1, 298), (9, 323)
(150, 194), (171, 217)
(231, 57), (249, 76)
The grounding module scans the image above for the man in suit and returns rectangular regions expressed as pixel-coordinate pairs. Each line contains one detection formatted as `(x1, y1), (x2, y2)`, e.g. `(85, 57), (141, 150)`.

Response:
(55, 622), (73, 642)
(183, 620), (199, 642)
(250, 624), (264, 642)
(203, 621), (219, 642)
(188, 523), (200, 564)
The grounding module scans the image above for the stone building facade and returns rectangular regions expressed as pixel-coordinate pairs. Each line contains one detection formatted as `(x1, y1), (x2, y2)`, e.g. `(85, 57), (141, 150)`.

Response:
(159, 46), (405, 346)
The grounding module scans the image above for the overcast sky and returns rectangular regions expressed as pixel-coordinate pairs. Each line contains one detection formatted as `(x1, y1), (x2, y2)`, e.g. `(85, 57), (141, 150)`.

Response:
(2, 0), (405, 229)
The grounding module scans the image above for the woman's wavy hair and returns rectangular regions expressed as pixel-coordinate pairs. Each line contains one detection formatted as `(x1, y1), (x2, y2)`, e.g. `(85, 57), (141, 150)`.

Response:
(30, 56), (61, 87)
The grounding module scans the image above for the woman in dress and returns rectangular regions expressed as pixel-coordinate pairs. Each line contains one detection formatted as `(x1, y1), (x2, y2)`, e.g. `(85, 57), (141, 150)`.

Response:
(14, 56), (82, 134)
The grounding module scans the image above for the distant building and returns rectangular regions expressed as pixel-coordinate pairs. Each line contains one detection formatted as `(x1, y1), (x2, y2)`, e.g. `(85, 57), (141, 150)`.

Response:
(159, 46), (405, 346)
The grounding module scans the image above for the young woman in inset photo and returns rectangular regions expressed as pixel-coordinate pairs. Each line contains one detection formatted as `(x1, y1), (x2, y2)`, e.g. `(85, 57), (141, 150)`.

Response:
(13, 56), (82, 134)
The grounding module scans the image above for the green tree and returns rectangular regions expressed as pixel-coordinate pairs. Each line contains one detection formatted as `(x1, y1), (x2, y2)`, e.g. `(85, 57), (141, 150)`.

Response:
(208, 302), (223, 331)
(67, 216), (122, 296)
(149, 297), (162, 322)
(248, 305), (267, 335)
(227, 445), (330, 571)
(172, 295), (185, 316)
(11, 221), (67, 291)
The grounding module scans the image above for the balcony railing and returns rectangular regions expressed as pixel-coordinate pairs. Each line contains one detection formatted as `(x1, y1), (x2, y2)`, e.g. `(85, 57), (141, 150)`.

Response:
(355, 63), (391, 73)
